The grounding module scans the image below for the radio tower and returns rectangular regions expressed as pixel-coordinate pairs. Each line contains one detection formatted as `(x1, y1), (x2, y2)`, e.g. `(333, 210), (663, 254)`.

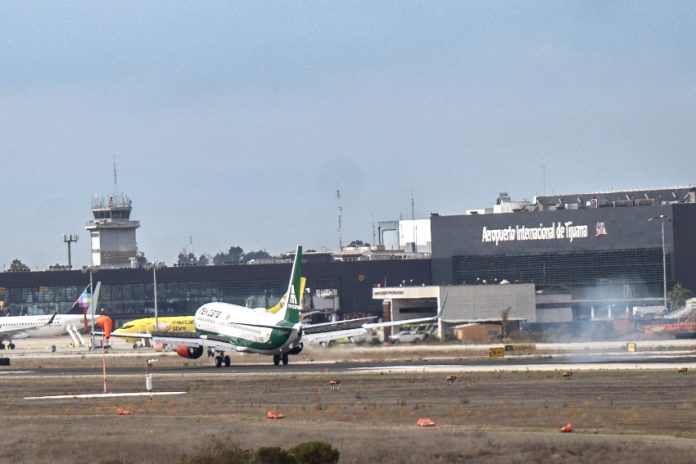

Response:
(411, 191), (417, 253)
(113, 156), (119, 197)
(337, 188), (343, 250)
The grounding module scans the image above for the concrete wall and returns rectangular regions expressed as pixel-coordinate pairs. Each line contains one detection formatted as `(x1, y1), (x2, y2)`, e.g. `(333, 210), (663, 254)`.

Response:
(438, 283), (536, 323)
(535, 292), (573, 323)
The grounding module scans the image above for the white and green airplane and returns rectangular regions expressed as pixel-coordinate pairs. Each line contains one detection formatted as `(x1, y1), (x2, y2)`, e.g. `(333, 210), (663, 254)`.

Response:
(113, 245), (444, 367)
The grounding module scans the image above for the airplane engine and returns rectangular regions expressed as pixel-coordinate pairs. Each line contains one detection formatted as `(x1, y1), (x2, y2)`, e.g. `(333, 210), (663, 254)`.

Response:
(288, 342), (303, 355)
(95, 315), (113, 340)
(176, 345), (204, 359)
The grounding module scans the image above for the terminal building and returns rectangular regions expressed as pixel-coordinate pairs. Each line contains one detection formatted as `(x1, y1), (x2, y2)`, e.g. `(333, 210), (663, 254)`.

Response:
(0, 257), (430, 325)
(0, 186), (695, 331)
(431, 187), (696, 322)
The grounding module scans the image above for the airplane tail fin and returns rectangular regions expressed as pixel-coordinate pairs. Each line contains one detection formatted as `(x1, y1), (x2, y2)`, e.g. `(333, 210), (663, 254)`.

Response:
(276, 246), (303, 324)
(69, 285), (92, 315)
(267, 276), (306, 315)
(69, 282), (101, 331)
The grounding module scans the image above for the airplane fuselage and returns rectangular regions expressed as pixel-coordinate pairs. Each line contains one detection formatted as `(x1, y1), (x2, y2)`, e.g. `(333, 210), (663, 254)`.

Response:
(195, 302), (301, 355)
(0, 314), (91, 340)
(114, 316), (195, 343)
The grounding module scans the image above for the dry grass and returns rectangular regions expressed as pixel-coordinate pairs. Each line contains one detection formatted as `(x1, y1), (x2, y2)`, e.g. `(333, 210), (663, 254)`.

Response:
(1, 362), (696, 463)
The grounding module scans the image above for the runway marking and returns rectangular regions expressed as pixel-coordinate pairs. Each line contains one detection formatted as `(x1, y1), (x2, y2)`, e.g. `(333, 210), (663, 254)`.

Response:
(24, 391), (187, 400)
(349, 363), (696, 373)
(0, 371), (34, 375)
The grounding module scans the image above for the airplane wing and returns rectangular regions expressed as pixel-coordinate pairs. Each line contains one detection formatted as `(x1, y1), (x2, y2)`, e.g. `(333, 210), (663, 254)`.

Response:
(302, 328), (368, 344)
(107, 331), (153, 340)
(0, 313), (57, 338)
(303, 316), (376, 329)
(150, 333), (231, 351)
(363, 294), (447, 329)
(301, 295), (447, 345)
(363, 315), (439, 329)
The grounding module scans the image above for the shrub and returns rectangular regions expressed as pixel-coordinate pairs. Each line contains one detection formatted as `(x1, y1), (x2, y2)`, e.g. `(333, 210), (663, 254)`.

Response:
(254, 447), (297, 464)
(100, 458), (136, 464)
(290, 441), (339, 464)
(180, 435), (251, 464)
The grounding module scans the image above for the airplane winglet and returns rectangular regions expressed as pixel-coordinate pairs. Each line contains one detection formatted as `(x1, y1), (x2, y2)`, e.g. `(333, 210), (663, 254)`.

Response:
(46, 313), (57, 325)
(436, 294), (448, 319)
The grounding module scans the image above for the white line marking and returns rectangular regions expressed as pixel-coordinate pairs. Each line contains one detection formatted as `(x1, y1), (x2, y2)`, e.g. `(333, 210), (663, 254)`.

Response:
(349, 363), (696, 373)
(24, 391), (187, 400)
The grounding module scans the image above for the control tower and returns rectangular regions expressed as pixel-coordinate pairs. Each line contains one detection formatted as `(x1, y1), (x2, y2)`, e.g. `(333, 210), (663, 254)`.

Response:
(85, 193), (140, 268)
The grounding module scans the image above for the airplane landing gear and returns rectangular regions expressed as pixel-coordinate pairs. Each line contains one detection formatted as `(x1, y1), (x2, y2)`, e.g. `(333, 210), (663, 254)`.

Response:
(282, 353), (289, 365)
(8, 342), (15, 350)
(214, 353), (232, 368)
(273, 354), (281, 366)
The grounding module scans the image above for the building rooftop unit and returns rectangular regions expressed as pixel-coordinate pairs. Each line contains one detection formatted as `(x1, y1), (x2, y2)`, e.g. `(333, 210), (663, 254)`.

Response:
(463, 187), (696, 216)
(534, 186), (696, 212)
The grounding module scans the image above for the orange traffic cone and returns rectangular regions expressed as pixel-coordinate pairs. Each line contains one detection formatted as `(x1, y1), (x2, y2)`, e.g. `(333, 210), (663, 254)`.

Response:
(559, 423), (573, 433)
(266, 410), (285, 419)
(416, 418), (436, 427)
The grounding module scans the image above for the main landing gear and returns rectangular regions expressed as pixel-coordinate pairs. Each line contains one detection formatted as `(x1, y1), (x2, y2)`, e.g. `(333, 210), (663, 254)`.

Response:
(273, 353), (289, 366)
(0, 342), (16, 350)
(214, 353), (231, 368)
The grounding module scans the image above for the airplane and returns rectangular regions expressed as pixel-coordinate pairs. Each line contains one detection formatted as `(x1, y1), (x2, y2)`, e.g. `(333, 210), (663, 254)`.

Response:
(0, 283), (103, 349)
(109, 245), (445, 367)
(114, 316), (196, 346)
(112, 276), (308, 347)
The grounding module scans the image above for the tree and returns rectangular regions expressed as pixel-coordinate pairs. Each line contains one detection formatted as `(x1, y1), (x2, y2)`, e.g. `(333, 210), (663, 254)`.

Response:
(177, 252), (198, 267)
(133, 252), (148, 268)
(8, 259), (30, 272)
(213, 246), (244, 265)
(668, 282), (693, 310)
(243, 250), (272, 263)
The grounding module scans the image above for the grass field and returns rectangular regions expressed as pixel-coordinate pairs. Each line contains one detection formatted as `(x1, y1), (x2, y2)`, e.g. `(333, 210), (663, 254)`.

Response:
(3, 351), (696, 463)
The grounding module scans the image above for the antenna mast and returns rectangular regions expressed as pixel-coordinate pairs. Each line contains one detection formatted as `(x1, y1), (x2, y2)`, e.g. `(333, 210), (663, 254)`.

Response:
(113, 156), (119, 198)
(336, 188), (343, 250)
(411, 191), (417, 253)
(543, 165), (546, 196)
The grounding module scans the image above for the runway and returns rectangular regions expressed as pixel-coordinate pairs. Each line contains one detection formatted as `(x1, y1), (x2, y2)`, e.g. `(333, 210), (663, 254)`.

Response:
(4, 350), (696, 377)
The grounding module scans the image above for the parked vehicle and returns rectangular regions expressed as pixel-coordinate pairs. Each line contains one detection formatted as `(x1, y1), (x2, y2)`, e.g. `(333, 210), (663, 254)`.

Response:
(388, 330), (427, 344)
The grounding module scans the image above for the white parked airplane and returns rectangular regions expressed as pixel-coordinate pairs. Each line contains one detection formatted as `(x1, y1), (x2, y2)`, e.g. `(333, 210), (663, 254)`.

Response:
(112, 246), (444, 367)
(0, 283), (102, 349)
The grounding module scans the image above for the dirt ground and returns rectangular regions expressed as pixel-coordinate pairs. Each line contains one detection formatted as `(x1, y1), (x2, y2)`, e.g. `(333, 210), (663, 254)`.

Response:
(3, 352), (696, 463)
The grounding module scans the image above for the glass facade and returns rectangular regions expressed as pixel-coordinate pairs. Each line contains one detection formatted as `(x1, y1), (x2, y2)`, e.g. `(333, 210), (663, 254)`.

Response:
(0, 260), (432, 325)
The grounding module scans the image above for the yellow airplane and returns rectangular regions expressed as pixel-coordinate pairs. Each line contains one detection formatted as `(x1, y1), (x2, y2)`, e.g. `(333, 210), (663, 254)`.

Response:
(114, 316), (195, 346)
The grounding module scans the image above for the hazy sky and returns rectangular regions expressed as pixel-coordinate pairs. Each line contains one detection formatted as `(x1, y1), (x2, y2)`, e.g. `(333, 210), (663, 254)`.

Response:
(1, 2), (695, 270)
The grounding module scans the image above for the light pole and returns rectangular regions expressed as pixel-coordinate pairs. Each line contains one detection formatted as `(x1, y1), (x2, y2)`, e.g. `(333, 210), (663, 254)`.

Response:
(649, 214), (670, 311)
(150, 261), (163, 330)
(153, 263), (159, 330)
(63, 234), (78, 269)
(87, 266), (96, 349)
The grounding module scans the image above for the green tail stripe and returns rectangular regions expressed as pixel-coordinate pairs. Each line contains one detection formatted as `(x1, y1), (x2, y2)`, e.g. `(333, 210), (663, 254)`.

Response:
(283, 245), (302, 324)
